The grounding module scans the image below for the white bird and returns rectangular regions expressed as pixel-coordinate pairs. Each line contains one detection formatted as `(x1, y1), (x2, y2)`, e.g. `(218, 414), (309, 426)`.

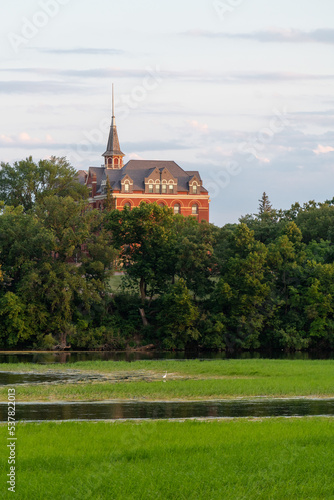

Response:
(162, 371), (167, 381)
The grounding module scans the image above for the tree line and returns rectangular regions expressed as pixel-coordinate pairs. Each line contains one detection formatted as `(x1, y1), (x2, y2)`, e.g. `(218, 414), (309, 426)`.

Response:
(0, 157), (334, 351)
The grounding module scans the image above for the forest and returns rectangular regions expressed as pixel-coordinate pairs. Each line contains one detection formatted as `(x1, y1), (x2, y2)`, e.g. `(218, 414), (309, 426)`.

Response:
(1, 156), (334, 352)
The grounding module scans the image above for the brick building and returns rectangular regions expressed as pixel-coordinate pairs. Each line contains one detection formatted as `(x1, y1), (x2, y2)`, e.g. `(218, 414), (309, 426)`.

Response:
(82, 109), (210, 222)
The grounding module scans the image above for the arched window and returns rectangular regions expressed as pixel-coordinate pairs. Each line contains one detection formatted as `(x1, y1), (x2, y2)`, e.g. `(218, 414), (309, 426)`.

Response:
(108, 158), (112, 165)
(193, 183), (198, 194)
(158, 203), (165, 208)
(149, 184), (154, 193)
(174, 203), (181, 214)
(161, 183), (167, 194)
(123, 202), (131, 210)
(114, 158), (119, 166)
(192, 204), (198, 215)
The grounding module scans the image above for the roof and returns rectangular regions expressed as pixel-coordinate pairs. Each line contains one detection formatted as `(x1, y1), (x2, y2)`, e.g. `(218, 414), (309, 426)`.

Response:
(87, 160), (208, 194)
(102, 116), (124, 157)
(76, 170), (87, 185)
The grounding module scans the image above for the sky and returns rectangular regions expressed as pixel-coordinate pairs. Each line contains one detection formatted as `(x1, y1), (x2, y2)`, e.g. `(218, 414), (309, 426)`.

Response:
(1, 0), (334, 226)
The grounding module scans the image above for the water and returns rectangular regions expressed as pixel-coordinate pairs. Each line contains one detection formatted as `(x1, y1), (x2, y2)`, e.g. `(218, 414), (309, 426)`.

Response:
(0, 371), (107, 386)
(1, 350), (333, 364)
(1, 399), (333, 422)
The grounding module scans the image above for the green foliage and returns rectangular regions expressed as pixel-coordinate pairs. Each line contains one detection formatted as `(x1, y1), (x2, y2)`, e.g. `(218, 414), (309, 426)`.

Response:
(295, 201), (334, 243)
(174, 216), (218, 298)
(0, 194), (116, 349)
(0, 156), (88, 211)
(1, 178), (334, 352)
(37, 334), (58, 351)
(210, 224), (271, 349)
(156, 279), (200, 349)
(104, 177), (116, 211)
(107, 202), (178, 302)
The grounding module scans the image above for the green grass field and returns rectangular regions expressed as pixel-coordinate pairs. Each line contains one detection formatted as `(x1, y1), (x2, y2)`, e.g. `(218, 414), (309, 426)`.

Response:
(0, 418), (333, 499)
(108, 273), (125, 292)
(1, 359), (333, 401)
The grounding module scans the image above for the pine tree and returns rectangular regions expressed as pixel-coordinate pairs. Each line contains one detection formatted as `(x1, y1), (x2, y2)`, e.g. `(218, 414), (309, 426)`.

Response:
(258, 192), (272, 216)
(105, 177), (116, 211)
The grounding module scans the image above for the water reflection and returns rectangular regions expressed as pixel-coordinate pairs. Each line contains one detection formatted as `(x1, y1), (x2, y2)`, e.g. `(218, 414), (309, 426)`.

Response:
(0, 350), (333, 364)
(0, 371), (106, 386)
(0, 399), (333, 422)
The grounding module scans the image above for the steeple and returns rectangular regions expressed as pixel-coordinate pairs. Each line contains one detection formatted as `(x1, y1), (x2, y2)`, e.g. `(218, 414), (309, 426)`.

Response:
(103, 84), (125, 169)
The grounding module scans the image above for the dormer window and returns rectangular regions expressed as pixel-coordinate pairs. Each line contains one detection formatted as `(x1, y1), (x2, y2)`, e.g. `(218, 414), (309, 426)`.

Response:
(121, 176), (133, 193)
(169, 184), (174, 193)
(156, 184), (160, 193)
(193, 184), (198, 194)
(149, 184), (154, 193)
(162, 184), (167, 194)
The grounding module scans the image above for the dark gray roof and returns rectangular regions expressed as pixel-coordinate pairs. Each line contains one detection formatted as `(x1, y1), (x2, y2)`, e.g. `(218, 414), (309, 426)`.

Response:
(89, 160), (207, 194)
(185, 171), (200, 178)
(102, 117), (124, 157)
(76, 170), (87, 185)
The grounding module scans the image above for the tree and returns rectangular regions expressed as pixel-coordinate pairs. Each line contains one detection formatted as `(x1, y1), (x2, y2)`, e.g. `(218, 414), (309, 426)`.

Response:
(0, 156), (88, 211)
(174, 216), (218, 298)
(156, 279), (200, 349)
(106, 202), (178, 303)
(0, 205), (55, 347)
(0, 197), (115, 349)
(210, 224), (271, 349)
(294, 202), (334, 244)
(104, 177), (116, 211)
(258, 192), (273, 217)
(239, 194), (283, 245)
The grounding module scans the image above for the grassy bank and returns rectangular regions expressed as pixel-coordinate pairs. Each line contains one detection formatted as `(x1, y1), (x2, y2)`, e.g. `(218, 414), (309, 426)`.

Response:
(0, 359), (334, 401)
(0, 418), (333, 499)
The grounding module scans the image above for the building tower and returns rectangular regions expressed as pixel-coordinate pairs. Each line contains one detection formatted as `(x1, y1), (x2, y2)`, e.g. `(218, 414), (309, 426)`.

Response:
(102, 85), (125, 169)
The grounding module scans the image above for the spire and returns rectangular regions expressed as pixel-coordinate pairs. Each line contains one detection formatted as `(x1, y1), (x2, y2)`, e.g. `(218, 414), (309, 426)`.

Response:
(103, 84), (124, 168)
(112, 82), (115, 117)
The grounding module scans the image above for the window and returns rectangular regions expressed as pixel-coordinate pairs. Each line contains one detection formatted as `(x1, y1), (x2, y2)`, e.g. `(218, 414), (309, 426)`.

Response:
(192, 204), (198, 215)
(169, 184), (174, 193)
(161, 184), (167, 194)
(124, 183), (129, 192)
(124, 202), (131, 210)
(156, 184), (160, 193)
(193, 184), (198, 194)
(149, 184), (153, 193)
(174, 203), (181, 214)
(158, 203), (165, 208)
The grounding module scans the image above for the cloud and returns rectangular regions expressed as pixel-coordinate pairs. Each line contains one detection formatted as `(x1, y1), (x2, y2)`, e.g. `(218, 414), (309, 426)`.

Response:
(0, 133), (76, 150)
(0, 134), (190, 156)
(0, 134), (14, 144)
(31, 47), (126, 56)
(123, 140), (190, 153)
(183, 28), (334, 45)
(189, 120), (209, 133)
(313, 145), (334, 155)
(128, 153), (145, 160)
(291, 109), (334, 128)
(1, 68), (334, 91)
(0, 80), (91, 94)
